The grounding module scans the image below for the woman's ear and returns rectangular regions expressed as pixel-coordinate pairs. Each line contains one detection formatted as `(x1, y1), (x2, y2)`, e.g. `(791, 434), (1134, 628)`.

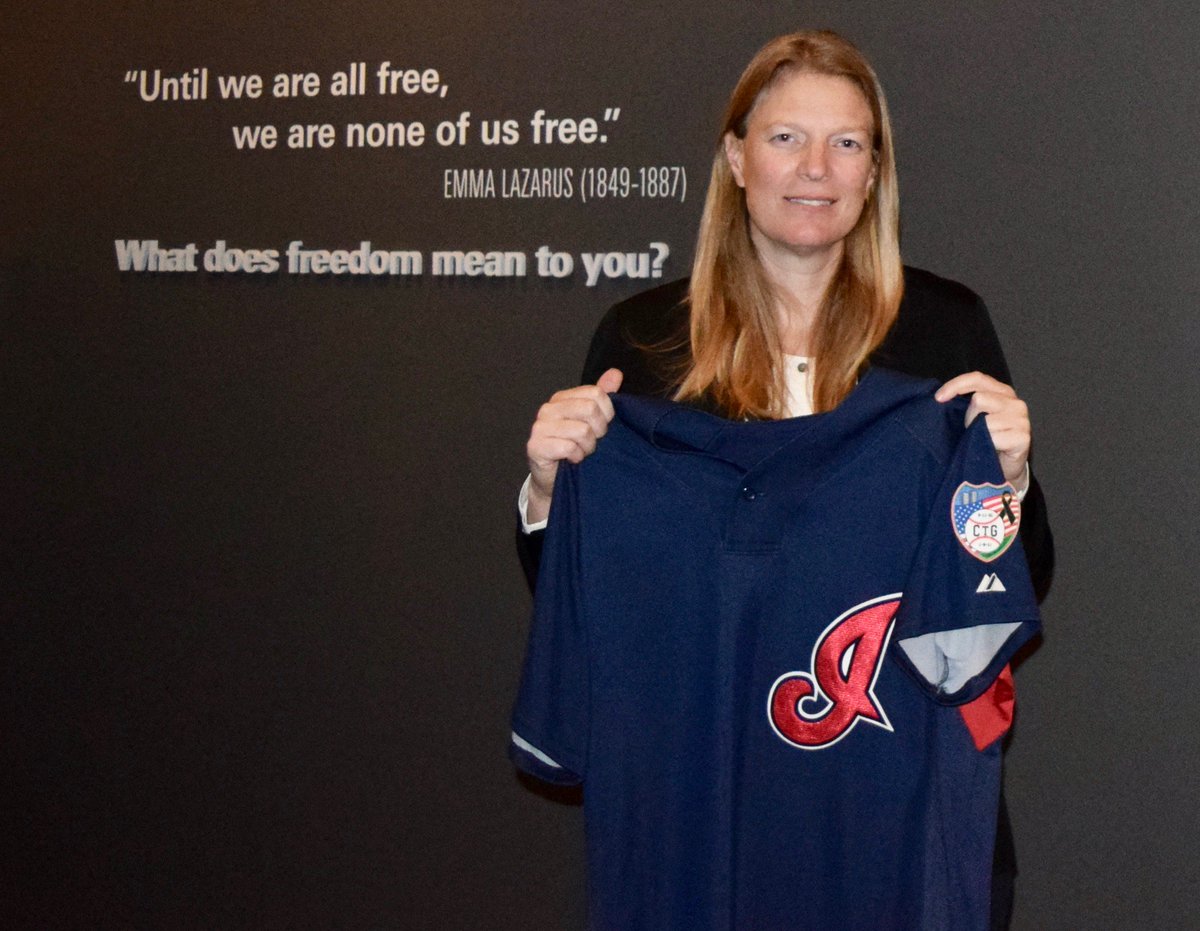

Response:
(724, 132), (746, 188)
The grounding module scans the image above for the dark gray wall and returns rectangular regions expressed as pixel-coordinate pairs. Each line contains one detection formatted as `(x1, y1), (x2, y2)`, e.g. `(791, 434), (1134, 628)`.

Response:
(5, 3), (1197, 928)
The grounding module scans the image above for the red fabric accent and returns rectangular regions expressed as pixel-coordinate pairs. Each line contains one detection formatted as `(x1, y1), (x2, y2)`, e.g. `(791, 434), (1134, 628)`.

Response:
(958, 664), (1015, 751)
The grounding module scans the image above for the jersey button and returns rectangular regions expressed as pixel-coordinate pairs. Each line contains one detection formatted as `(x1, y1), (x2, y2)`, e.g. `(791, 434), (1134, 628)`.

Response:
(740, 486), (761, 501)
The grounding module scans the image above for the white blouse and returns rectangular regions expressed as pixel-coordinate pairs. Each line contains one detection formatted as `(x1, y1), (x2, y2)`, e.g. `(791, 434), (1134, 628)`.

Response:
(782, 354), (813, 418)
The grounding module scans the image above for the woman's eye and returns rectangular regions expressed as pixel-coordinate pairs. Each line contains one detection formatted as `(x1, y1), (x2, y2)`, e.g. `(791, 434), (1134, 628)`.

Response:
(836, 138), (863, 150)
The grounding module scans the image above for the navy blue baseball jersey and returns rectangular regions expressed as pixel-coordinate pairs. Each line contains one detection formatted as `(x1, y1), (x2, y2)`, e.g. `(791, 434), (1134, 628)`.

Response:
(510, 367), (1041, 931)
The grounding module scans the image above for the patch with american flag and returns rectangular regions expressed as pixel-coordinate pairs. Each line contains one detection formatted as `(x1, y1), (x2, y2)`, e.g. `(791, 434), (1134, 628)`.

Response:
(951, 482), (1021, 562)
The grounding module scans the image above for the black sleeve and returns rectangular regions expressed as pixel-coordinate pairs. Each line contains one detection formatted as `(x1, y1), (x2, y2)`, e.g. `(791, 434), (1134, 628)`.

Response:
(516, 520), (545, 593)
(580, 303), (633, 385)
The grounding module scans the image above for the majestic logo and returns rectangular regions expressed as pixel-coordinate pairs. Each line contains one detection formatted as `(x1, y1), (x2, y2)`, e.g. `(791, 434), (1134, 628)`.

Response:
(952, 482), (1020, 562)
(976, 572), (1007, 593)
(768, 595), (900, 750)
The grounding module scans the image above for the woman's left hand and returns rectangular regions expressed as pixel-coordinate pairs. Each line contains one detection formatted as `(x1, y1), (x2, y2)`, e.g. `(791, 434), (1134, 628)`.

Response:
(935, 372), (1031, 492)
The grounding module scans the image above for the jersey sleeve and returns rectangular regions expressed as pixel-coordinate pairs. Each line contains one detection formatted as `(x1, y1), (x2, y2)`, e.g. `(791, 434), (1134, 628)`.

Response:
(509, 462), (589, 786)
(892, 416), (1041, 705)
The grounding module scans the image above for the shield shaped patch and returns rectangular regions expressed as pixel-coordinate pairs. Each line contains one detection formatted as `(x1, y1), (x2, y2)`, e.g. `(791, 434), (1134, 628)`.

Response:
(952, 482), (1021, 562)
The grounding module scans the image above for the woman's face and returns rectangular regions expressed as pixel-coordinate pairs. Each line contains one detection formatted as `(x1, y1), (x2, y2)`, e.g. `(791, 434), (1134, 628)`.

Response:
(725, 71), (876, 268)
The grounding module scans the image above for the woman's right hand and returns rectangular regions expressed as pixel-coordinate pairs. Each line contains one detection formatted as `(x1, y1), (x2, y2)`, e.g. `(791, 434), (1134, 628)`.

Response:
(525, 368), (624, 524)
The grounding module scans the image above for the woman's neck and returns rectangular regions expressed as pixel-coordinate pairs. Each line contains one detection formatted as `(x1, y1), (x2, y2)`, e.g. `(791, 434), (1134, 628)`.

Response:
(755, 241), (843, 356)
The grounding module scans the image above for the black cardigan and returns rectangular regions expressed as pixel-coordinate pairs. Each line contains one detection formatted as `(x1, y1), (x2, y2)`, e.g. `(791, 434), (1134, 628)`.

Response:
(518, 267), (1053, 601)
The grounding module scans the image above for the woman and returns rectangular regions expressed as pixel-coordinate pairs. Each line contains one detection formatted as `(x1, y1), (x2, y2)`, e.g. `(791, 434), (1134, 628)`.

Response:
(516, 30), (1051, 929)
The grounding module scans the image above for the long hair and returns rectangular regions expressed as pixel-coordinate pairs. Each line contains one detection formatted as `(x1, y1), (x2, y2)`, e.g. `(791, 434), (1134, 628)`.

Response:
(676, 30), (903, 418)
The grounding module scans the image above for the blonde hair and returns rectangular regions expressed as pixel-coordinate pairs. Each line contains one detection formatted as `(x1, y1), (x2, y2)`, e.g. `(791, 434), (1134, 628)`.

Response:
(677, 30), (903, 418)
